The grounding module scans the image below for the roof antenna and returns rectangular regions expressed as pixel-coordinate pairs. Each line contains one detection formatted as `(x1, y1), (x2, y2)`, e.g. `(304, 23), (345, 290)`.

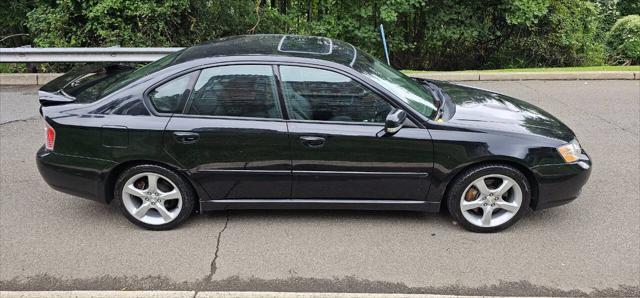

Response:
(379, 24), (390, 65)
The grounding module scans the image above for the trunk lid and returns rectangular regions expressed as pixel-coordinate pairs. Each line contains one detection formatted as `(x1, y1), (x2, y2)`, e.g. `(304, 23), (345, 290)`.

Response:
(39, 63), (134, 106)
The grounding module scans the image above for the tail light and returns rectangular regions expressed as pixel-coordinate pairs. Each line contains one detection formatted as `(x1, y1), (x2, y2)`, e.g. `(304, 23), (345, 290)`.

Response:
(44, 121), (55, 150)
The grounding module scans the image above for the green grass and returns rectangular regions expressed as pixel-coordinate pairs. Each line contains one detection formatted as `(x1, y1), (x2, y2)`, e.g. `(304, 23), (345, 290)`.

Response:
(402, 65), (640, 74)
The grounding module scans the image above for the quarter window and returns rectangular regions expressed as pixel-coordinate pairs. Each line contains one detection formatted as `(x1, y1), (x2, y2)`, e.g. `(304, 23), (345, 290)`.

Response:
(279, 66), (392, 123)
(185, 65), (281, 118)
(148, 73), (194, 113)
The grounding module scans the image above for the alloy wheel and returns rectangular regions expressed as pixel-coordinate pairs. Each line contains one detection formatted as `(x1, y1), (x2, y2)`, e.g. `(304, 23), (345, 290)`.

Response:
(459, 174), (523, 228)
(121, 172), (183, 225)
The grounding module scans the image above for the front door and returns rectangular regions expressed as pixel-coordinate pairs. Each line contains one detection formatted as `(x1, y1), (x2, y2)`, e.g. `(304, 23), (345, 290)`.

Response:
(162, 64), (291, 200)
(279, 65), (433, 201)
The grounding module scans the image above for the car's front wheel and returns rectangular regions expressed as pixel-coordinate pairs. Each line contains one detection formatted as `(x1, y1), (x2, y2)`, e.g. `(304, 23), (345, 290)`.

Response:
(114, 165), (195, 230)
(446, 164), (531, 233)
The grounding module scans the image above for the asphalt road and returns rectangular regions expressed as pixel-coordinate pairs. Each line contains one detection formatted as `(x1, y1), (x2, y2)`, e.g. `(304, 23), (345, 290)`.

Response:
(1, 81), (639, 296)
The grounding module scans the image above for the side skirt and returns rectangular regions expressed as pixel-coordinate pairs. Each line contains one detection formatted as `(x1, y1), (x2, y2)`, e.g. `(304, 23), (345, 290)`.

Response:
(200, 199), (441, 212)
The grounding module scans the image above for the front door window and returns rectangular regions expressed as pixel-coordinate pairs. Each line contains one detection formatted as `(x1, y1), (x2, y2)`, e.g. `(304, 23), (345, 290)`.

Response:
(279, 66), (392, 123)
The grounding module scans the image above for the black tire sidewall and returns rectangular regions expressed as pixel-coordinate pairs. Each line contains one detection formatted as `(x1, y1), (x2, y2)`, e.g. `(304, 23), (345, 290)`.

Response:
(447, 164), (531, 233)
(114, 164), (195, 230)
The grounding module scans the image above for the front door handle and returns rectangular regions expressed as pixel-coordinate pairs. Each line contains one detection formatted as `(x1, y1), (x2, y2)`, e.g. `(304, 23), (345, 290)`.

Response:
(300, 136), (326, 148)
(173, 131), (200, 144)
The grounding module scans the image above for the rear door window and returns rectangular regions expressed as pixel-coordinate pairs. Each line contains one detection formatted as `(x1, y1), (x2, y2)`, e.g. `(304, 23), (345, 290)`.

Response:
(185, 65), (281, 119)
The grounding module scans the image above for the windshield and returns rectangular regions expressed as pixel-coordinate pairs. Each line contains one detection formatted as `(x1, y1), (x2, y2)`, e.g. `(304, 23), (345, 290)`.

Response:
(353, 51), (437, 119)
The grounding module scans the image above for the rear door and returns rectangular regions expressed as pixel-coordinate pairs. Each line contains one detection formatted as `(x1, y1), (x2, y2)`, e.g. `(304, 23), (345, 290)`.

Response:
(161, 64), (291, 200)
(278, 65), (433, 201)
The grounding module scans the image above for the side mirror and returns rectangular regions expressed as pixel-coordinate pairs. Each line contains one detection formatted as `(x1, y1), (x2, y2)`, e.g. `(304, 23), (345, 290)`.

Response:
(385, 108), (407, 134)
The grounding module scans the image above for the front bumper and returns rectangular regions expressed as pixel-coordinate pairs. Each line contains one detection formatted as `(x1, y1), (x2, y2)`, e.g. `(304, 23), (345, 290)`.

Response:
(530, 152), (592, 210)
(36, 146), (115, 203)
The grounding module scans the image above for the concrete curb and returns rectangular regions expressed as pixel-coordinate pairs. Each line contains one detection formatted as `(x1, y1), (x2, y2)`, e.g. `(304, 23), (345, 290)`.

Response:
(0, 291), (542, 298)
(0, 73), (63, 86)
(0, 71), (638, 86)
(0, 74), (38, 85)
(410, 71), (638, 81)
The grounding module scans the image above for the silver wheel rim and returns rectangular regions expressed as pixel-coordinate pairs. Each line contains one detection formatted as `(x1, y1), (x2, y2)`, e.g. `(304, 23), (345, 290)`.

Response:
(122, 172), (183, 225)
(460, 174), (522, 228)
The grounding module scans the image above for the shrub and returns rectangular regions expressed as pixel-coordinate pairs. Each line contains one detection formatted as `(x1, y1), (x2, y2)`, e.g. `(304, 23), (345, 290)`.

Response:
(606, 15), (640, 65)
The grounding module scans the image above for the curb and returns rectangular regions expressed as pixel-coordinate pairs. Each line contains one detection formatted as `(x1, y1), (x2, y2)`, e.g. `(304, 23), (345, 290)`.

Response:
(0, 73), (38, 85)
(0, 291), (542, 298)
(0, 73), (63, 86)
(409, 71), (639, 81)
(0, 71), (638, 86)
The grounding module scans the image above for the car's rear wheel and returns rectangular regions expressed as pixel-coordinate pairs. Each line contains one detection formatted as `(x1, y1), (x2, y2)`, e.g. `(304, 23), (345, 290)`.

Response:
(114, 165), (195, 230)
(446, 164), (531, 233)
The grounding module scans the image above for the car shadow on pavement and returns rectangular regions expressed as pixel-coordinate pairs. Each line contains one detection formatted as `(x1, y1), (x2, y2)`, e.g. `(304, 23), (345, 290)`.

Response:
(66, 196), (571, 233)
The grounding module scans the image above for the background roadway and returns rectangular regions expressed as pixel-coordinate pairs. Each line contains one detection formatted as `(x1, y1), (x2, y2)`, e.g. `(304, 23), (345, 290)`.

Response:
(1, 80), (638, 296)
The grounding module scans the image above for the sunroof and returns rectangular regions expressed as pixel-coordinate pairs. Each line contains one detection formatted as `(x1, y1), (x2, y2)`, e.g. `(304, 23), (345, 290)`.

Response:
(277, 35), (333, 55)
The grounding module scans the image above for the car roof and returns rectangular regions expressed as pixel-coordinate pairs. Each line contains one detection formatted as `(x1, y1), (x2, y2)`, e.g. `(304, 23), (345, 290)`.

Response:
(171, 34), (360, 68)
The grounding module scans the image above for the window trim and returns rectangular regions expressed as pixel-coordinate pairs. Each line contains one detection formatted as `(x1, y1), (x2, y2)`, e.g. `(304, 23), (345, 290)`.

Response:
(143, 62), (285, 121)
(158, 113), (289, 123)
(180, 70), (201, 114)
(275, 64), (418, 127)
(141, 59), (426, 128)
(181, 64), (282, 120)
(272, 64), (290, 120)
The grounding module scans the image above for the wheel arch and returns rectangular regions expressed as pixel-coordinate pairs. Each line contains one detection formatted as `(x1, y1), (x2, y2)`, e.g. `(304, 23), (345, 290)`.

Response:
(440, 158), (539, 210)
(103, 160), (202, 207)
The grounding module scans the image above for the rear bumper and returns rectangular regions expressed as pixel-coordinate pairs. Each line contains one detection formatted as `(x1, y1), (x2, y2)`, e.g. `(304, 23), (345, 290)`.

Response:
(36, 146), (115, 203)
(531, 153), (592, 210)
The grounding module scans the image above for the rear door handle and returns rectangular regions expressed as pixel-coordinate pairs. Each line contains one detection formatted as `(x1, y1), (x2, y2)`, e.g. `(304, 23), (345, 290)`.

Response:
(300, 136), (326, 148)
(173, 131), (199, 144)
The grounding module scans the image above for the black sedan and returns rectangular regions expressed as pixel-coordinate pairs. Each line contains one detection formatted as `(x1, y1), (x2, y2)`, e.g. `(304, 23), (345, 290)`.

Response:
(36, 35), (591, 232)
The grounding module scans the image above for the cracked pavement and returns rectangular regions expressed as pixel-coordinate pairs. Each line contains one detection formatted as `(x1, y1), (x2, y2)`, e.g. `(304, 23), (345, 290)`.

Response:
(205, 212), (229, 282)
(1, 81), (639, 296)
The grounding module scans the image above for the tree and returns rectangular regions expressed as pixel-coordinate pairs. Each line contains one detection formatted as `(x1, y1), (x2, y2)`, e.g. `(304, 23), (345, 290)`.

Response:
(7, 0), (624, 71)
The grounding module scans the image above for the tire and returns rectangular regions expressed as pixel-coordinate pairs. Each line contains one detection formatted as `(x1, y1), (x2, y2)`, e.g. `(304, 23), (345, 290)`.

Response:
(446, 164), (531, 233)
(114, 164), (195, 230)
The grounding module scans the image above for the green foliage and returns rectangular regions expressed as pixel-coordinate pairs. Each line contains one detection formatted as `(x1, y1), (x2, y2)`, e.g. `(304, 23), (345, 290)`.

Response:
(617, 0), (640, 16)
(503, 0), (550, 26)
(0, 1), (36, 47)
(512, 0), (605, 67)
(1, 0), (636, 71)
(606, 15), (640, 65)
(27, 0), (196, 47)
(592, 0), (618, 34)
(378, 0), (604, 69)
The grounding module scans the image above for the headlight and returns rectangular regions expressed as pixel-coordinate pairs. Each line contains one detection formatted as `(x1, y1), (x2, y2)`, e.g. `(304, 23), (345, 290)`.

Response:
(557, 139), (581, 163)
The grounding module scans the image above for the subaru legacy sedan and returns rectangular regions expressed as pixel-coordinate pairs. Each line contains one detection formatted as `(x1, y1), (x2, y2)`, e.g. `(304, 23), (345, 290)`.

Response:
(36, 35), (591, 232)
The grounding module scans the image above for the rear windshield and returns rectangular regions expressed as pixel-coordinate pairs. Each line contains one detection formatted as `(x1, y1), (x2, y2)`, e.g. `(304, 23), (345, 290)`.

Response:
(53, 51), (183, 103)
(99, 50), (182, 97)
(62, 66), (133, 103)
